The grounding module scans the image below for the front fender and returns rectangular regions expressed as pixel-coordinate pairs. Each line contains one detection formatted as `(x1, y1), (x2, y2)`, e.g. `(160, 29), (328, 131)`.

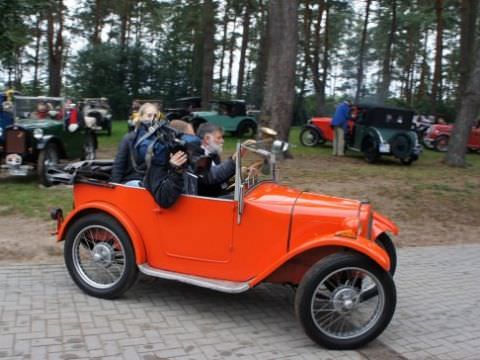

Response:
(57, 202), (146, 264)
(372, 211), (399, 239)
(249, 234), (390, 287)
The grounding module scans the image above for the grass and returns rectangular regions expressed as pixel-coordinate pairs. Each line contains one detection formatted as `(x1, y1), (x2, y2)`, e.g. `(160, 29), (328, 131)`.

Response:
(1, 120), (479, 221)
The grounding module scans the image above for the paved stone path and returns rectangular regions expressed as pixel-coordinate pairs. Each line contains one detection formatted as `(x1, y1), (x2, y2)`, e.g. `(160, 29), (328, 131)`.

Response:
(0, 244), (479, 360)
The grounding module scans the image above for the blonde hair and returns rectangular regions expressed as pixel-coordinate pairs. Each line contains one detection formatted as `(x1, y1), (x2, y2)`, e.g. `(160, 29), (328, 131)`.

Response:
(134, 102), (158, 127)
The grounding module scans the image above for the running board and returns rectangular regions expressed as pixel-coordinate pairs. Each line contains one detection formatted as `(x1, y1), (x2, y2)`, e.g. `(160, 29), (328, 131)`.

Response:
(138, 264), (251, 294)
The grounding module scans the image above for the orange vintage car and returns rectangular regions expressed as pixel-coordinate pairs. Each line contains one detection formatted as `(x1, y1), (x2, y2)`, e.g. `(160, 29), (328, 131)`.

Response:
(51, 139), (397, 350)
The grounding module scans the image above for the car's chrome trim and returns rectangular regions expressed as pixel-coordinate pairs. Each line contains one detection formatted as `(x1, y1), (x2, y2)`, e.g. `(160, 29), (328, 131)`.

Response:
(138, 264), (251, 293)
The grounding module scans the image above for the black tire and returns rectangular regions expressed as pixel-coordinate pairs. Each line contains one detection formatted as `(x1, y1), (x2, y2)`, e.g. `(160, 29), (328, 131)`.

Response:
(81, 133), (97, 161)
(434, 135), (449, 152)
(64, 213), (138, 299)
(237, 120), (257, 138)
(295, 253), (396, 350)
(37, 143), (59, 187)
(362, 137), (380, 163)
(300, 127), (322, 147)
(376, 233), (396, 276)
(390, 134), (412, 159)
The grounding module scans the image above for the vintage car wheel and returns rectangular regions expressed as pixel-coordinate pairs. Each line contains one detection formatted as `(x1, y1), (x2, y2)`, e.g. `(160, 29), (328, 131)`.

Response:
(390, 134), (412, 159)
(300, 127), (322, 147)
(295, 253), (396, 350)
(362, 137), (380, 163)
(81, 134), (96, 161)
(237, 120), (257, 138)
(37, 143), (59, 187)
(64, 213), (138, 299)
(434, 135), (449, 152)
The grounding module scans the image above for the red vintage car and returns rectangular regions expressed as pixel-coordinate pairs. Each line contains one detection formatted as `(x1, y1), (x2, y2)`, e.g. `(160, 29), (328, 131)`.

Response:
(423, 122), (480, 152)
(300, 117), (354, 146)
(50, 139), (397, 350)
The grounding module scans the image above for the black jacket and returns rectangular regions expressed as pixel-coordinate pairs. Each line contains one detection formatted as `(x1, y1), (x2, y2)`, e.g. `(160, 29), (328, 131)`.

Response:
(197, 155), (235, 197)
(111, 129), (146, 183)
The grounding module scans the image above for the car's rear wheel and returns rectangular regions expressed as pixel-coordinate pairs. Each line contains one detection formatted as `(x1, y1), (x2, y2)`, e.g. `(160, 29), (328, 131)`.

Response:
(434, 135), (449, 152)
(362, 137), (380, 163)
(81, 133), (96, 160)
(300, 127), (322, 147)
(295, 253), (396, 350)
(37, 143), (59, 187)
(390, 134), (412, 159)
(64, 213), (138, 299)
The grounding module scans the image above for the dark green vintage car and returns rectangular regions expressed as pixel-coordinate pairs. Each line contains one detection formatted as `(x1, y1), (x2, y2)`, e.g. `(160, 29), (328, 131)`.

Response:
(347, 105), (422, 165)
(0, 96), (97, 186)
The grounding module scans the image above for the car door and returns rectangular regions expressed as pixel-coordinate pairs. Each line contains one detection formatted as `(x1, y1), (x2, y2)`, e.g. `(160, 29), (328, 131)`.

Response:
(154, 195), (235, 263)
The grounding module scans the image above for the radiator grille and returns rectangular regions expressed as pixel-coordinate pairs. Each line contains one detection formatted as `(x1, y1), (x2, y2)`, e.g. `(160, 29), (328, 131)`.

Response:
(5, 129), (27, 154)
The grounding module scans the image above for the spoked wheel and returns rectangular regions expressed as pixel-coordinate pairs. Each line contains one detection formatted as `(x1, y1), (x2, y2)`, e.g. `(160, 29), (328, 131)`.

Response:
(295, 253), (396, 350)
(300, 127), (321, 147)
(37, 143), (59, 187)
(434, 135), (449, 152)
(64, 213), (138, 299)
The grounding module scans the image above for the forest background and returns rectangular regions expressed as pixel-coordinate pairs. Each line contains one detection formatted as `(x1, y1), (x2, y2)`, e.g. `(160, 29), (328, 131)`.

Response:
(1, 0), (479, 159)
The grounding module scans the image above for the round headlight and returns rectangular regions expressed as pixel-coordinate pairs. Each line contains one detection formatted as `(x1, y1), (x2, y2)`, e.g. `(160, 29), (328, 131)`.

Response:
(33, 128), (44, 139)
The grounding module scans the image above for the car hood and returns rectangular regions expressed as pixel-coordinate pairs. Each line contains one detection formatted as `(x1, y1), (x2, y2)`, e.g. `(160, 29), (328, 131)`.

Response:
(289, 191), (361, 249)
(14, 118), (61, 130)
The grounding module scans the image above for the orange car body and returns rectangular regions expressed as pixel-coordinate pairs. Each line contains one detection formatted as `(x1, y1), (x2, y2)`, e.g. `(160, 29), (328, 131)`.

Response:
(55, 180), (397, 288)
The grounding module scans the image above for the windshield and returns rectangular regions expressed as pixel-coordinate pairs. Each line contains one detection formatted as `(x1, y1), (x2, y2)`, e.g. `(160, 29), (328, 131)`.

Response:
(14, 96), (65, 121)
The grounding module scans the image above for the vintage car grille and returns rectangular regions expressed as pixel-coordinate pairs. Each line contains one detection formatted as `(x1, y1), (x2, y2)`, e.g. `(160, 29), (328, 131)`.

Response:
(5, 128), (27, 154)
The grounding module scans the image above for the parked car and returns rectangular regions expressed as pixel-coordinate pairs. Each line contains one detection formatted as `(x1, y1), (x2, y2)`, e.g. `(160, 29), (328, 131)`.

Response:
(190, 100), (257, 137)
(50, 136), (397, 350)
(300, 117), (354, 146)
(83, 98), (112, 135)
(127, 99), (165, 132)
(423, 121), (480, 152)
(300, 105), (422, 165)
(0, 96), (97, 186)
(165, 96), (203, 121)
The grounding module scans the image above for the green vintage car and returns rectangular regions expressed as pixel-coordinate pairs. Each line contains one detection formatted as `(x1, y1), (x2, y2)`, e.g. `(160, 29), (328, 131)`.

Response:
(0, 96), (97, 186)
(190, 100), (257, 137)
(347, 105), (422, 165)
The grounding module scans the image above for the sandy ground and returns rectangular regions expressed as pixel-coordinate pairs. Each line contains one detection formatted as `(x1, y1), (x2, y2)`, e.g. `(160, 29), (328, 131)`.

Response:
(0, 152), (478, 264)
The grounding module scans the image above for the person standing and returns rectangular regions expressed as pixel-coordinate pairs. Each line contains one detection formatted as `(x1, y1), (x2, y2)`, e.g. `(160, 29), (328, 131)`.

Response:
(331, 99), (352, 156)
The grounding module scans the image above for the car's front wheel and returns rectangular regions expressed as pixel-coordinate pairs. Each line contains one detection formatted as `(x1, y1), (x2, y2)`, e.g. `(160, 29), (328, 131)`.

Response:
(81, 133), (96, 161)
(300, 127), (322, 147)
(237, 120), (257, 138)
(362, 137), (380, 163)
(37, 143), (59, 187)
(295, 253), (396, 350)
(434, 135), (449, 152)
(64, 213), (138, 299)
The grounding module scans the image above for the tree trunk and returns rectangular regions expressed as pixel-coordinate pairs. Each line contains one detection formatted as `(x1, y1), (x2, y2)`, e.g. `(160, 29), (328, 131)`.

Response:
(120, 0), (132, 50)
(445, 43), (480, 167)
(354, 0), (372, 103)
(319, 4), (329, 115)
(431, 0), (443, 105)
(217, 1), (230, 94)
(236, 0), (252, 98)
(416, 30), (429, 103)
(249, 0), (268, 108)
(201, 0), (216, 106)
(92, 0), (102, 45)
(33, 15), (42, 95)
(260, 0), (298, 142)
(457, 0), (479, 109)
(377, 0), (397, 102)
(47, 0), (64, 97)
(226, 14), (238, 95)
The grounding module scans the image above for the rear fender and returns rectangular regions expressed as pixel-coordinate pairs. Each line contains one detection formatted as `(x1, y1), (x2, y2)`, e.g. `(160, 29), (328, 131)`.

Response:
(250, 235), (390, 287)
(56, 202), (146, 264)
